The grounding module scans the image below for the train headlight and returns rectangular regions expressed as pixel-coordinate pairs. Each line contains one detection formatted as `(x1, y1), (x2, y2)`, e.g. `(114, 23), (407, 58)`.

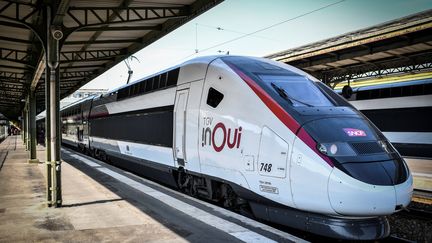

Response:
(317, 142), (356, 157)
(330, 144), (338, 154)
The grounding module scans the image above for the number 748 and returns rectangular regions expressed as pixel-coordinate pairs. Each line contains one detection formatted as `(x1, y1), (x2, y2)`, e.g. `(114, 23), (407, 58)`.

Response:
(260, 163), (272, 172)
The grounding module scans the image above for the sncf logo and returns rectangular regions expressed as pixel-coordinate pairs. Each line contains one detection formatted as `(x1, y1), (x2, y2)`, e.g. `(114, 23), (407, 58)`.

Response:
(202, 117), (242, 152)
(343, 128), (366, 137)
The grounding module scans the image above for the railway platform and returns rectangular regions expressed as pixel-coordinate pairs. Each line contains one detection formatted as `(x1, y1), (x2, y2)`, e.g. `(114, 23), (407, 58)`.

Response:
(405, 158), (432, 192)
(0, 136), (303, 243)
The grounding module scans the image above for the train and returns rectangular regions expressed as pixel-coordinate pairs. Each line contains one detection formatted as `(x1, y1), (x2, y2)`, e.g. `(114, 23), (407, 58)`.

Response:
(0, 119), (9, 142)
(37, 56), (413, 240)
(336, 77), (432, 158)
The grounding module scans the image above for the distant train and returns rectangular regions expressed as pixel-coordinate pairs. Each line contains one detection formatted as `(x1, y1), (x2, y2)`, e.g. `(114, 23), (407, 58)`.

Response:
(0, 119), (9, 142)
(38, 56), (412, 240)
(337, 78), (432, 157)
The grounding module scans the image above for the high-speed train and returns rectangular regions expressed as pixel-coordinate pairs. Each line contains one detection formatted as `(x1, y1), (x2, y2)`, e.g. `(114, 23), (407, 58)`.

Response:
(336, 78), (432, 158)
(45, 56), (413, 240)
(0, 119), (9, 142)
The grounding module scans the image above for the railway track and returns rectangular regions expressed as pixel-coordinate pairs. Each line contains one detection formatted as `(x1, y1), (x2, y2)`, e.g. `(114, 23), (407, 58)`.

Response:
(413, 188), (432, 199)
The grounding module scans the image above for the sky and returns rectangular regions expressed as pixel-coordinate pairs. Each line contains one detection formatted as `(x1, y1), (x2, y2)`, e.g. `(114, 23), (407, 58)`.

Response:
(80, 0), (432, 91)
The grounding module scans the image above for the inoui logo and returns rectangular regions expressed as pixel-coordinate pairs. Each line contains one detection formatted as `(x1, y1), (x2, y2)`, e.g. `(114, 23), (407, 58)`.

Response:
(202, 117), (242, 152)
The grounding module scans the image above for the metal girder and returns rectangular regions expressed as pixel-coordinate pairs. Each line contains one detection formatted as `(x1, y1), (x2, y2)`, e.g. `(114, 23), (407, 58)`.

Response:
(317, 51), (432, 84)
(64, 38), (139, 45)
(0, 84), (25, 91)
(0, 80), (28, 88)
(60, 64), (104, 69)
(0, 47), (34, 67)
(0, 35), (33, 44)
(0, 1), (39, 26)
(1, 96), (21, 101)
(0, 64), (31, 71)
(60, 71), (92, 78)
(77, 25), (162, 32)
(0, 103), (18, 107)
(0, 90), (22, 96)
(0, 70), (28, 79)
(290, 29), (432, 69)
(60, 49), (124, 62)
(65, 6), (189, 30)
(0, 20), (27, 29)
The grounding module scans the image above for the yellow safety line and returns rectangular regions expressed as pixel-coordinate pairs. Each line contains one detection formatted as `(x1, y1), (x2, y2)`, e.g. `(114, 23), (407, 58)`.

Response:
(412, 196), (432, 205)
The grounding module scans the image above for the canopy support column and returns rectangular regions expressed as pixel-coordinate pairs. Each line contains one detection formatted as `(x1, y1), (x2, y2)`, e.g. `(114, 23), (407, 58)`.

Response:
(28, 92), (39, 163)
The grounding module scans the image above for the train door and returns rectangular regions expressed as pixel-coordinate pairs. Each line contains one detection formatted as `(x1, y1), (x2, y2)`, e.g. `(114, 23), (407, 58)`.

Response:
(174, 89), (189, 167)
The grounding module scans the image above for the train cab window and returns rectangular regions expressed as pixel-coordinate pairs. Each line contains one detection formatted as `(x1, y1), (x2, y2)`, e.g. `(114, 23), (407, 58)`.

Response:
(207, 87), (224, 108)
(259, 74), (334, 107)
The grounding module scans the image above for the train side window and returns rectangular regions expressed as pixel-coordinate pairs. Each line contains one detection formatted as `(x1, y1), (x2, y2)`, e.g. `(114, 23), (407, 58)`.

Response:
(207, 87), (224, 108)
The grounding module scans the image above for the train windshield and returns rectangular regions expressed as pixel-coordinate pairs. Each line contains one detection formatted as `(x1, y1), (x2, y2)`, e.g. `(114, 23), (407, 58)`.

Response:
(258, 74), (334, 107)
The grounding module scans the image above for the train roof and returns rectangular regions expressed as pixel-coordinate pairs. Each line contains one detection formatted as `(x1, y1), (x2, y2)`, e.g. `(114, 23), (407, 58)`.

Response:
(40, 55), (315, 117)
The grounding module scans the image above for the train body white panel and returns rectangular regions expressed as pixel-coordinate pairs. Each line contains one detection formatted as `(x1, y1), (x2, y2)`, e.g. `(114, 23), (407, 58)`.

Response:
(62, 136), (77, 147)
(328, 168), (396, 216)
(90, 136), (119, 153)
(350, 94), (432, 110)
(182, 80), (205, 173)
(91, 136), (174, 167)
(117, 140), (175, 167)
(106, 87), (176, 114)
(395, 173), (413, 207)
(197, 59), (299, 207)
(290, 136), (334, 214)
(198, 59), (256, 190)
(258, 126), (289, 179)
(177, 60), (212, 85)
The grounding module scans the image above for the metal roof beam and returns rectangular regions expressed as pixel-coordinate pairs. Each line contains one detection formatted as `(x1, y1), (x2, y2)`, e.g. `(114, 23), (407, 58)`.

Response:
(319, 53), (432, 83)
(0, 90), (22, 95)
(60, 71), (92, 78)
(0, 70), (27, 79)
(0, 64), (30, 71)
(0, 1), (39, 24)
(0, 96), (22, 101)
(64, 38), (139, 45)
(59, 49), (125, 62)
(77, 25), (162, 32)
(60, 64), (104, 70)
(0, 103), (19, 107)
(0, 36), (33, 44)
(66, 6), (189, 30)
(0, 86), (25, 92)
(287, 29), (432, 68)
(0, 80), (28, 86)
(0, 20), (28, 29)
(0, 57), (33, 67)
(60, 56), (115, 63)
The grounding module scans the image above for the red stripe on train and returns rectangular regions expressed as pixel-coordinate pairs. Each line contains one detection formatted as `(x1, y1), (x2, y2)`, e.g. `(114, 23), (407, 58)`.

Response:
(226, 63), (334, 167)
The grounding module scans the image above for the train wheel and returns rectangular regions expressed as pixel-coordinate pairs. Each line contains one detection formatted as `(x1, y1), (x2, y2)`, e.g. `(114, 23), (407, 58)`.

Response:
(221, 184), (237, 209)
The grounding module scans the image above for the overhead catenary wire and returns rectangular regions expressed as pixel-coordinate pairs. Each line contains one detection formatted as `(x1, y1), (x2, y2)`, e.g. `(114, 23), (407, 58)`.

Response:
(171, 0), (347, 67)
(198, 0), (347, 53)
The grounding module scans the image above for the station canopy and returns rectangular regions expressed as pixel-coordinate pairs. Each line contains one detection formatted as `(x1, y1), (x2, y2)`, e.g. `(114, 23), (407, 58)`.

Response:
(0, 0), (222, 120)
(267, 9), (432, 88)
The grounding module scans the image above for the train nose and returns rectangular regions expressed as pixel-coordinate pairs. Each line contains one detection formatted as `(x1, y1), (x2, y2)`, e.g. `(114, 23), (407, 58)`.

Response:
(327, 160), (413, 216)
(340, 158), (408, 186)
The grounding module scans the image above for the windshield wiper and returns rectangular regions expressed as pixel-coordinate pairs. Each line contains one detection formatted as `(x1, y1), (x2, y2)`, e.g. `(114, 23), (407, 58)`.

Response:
(270, 82), (313, 107)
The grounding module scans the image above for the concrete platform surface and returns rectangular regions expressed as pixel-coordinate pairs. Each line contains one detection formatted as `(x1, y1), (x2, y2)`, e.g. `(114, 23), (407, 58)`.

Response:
(0, 136), (304, 243)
